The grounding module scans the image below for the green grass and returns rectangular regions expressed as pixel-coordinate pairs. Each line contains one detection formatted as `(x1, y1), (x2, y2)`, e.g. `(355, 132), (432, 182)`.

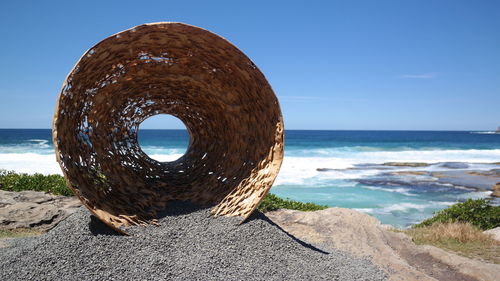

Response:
(0, 169), (73, 196)
(413, 199), (500, 230)
(258, 193), (328, 212)
(405, 200), (500, 263)
(404, 222), (500, 264)
(0, 228), (44, 239)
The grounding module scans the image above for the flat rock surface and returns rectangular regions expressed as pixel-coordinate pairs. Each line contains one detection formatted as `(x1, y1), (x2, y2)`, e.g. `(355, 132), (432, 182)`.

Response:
(492, 183), (500, 197)
(432, 170), (500, 190)
(0, 190), (81, 231)
(484, 227), (500, 242)
(320, 162), (500, 193)
(0, 203), (386, 281)
(267, 208), (500, 281)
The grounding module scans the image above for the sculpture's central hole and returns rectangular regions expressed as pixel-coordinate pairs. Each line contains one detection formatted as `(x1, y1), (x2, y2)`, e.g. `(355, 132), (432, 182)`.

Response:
(137, 114), (189, 162)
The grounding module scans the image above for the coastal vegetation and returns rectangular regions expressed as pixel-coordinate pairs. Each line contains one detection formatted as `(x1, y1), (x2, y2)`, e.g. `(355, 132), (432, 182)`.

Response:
(405, 199), (500, 264)
(2, 170), (498, 220)
(2, 169), (499, 263)
(0, 169), (72, 196)
(414, 199), (499, 230)
(258, 193), (328, 212)
(405, 222), (500, 264)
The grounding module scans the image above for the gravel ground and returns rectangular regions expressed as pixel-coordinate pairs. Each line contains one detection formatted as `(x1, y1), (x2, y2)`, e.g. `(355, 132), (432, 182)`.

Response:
(0, 202), (387, 281)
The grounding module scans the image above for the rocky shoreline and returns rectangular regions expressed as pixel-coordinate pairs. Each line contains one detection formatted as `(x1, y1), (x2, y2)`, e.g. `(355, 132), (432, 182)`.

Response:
(267, 208), (500, 281)
(1, 190), (499, 280)
(0, 190), (80, 231)
(318, 161), (500, 197)
(1, 202), (387, 281)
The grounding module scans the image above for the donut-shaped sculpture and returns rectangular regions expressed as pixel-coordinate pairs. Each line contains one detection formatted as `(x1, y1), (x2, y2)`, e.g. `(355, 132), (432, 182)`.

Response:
(52, 22), (284, 233)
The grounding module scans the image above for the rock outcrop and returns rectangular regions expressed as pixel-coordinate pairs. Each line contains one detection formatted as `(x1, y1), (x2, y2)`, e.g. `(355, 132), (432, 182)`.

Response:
(2, 190), (499, 280)
(267, 208), (500, 281)
(492, 183), (500, 197)
(0, 190), (81, 231)
(484, 227), (500, 242)
(383, 162), (431, 167)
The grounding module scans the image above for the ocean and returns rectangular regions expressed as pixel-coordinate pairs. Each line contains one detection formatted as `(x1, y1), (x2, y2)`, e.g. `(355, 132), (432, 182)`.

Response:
(1, 129), (499, 228)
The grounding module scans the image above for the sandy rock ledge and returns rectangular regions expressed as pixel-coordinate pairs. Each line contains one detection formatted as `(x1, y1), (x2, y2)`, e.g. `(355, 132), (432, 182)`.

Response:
(0, 190), (81, 231)
(484, 227), (500, 242)
(267, 208), (500, 281)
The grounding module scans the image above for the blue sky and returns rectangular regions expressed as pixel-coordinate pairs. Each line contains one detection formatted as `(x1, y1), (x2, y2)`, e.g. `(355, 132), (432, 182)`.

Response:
(0, 0), (498, 130)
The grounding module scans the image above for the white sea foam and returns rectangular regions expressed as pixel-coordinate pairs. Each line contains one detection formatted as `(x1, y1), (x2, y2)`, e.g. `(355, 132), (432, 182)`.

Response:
(286, 148), (500, 163)
(27, 139), (50, 148)
(274, 149), (500, 186)
(274, 156), (355, 185)
(360, 185), (416, 196)
(275, 162), (382, 185)
(1, 148), (499, 179)
(470, 131), (496, 134)
(0, 153), (61, 175)
(355, 201), (455, 215)
(146, 153), (185, 162)
(456, 191), (492, 200)
(0, 139), (54, 154)
(0, 152), (187, 175)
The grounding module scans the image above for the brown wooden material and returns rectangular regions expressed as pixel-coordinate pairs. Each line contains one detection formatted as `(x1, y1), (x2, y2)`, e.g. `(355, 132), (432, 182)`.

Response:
(52, 22), (284, 233)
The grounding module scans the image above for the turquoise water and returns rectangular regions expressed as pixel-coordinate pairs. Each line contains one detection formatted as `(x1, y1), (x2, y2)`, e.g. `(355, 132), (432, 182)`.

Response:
(0, 129), (499, 228)
(272, 131), (500, 227)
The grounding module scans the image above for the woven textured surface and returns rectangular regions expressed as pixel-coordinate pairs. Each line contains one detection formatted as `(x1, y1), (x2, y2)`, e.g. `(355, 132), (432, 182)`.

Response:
(52, 22), (284, 232)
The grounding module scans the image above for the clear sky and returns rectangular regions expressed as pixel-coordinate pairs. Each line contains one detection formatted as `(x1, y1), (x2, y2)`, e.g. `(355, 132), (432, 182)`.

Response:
(0, 0), (498, 130)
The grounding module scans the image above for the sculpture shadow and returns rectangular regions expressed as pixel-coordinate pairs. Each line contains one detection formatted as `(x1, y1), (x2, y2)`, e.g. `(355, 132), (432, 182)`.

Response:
(89, 215), (122, 236)
(246, 211), (330, 255)
(154, 200), (206, 218)
(153, 201), (330, 255)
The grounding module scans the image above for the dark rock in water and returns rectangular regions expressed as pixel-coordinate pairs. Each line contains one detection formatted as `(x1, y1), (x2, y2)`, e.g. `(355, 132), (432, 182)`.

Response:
(496, 126), (500, 133)
(354, 165), (500, 194)
(389, 171), (428, 176)
(357, 177), (464, 193)
(382, 162), (430, 167)
(0, 204), (387, 281)
(467, 169), (500, 177)
(317, 168), (336, 172)
(0, 190), (81, 231)
(439, 162), (469, 169)
(432, 170), (499, 191)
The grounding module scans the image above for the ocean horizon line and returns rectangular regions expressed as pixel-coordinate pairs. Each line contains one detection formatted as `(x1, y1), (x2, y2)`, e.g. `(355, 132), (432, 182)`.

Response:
(0, 128), (496, 132)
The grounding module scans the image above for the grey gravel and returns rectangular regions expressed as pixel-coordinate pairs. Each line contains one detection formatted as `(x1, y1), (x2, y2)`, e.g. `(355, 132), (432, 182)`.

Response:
(0, 202), (387, 281)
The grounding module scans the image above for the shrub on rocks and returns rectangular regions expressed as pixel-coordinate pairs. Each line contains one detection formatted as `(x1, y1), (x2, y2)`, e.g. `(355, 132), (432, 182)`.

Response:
(415, 199), (500, 230)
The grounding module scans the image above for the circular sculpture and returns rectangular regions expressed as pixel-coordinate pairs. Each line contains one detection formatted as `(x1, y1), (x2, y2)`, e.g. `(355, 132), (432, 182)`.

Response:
(53, 22), (284, 233)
